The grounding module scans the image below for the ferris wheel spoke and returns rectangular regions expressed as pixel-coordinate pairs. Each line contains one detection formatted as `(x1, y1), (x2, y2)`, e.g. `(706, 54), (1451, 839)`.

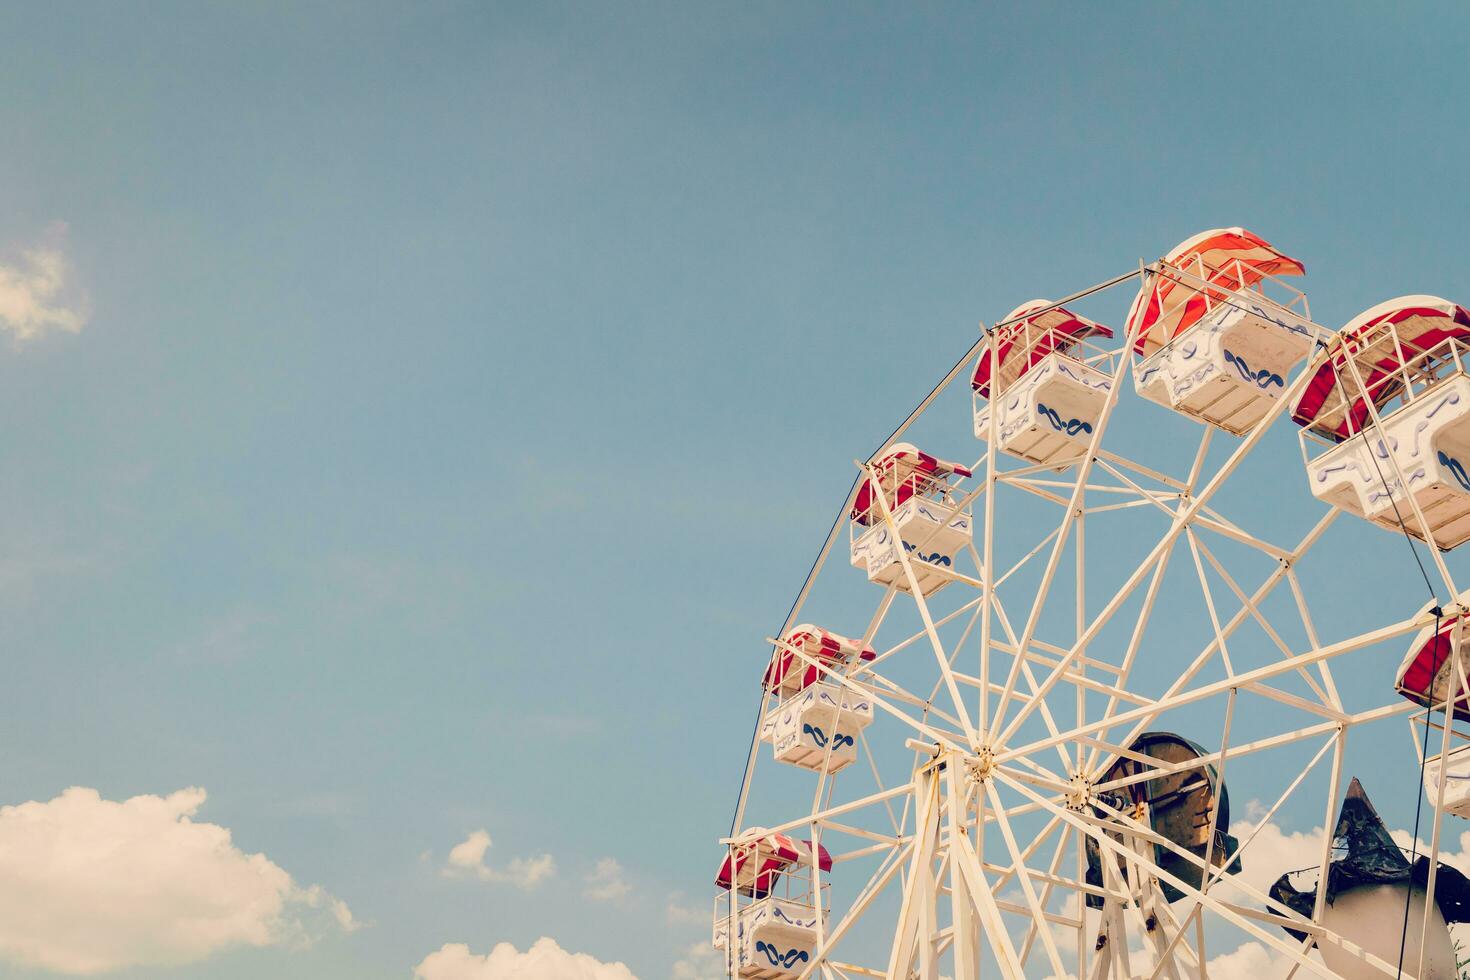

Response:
(1094, 451), (1296, 569)
(999, 362), (1323, 748)
(996, 533), (1171, 746)
(991, 311), (1142, 742)
(1284, 564), (1344, 710)
(898, 591), (988, 731)
(1090, 458), (1189, 513)
(862, 462), (982, 747)
(983, 778), (1070, 977)
(1014, 820), (1078, 967)
(1097, 515), (1338, 761)
(856, 594), (984, 677)
(1087, 706), (1408, 810)
(861, 672), (968, 733)
(1192, 530), (1339, 707)
(987, 592), (1082, 769)
(1205, 733), (1338, 893)
(1094, 444), (1191, 493)
(981, 526), (1064, 593)
(1099, 631), (1419, 762)
(983, 812), (1065, 893)
(1105, 552), (1311, 758)
(1183, 527), (1240, 678)
(855, 731), (903, 836)
(797, 839), (914, 980)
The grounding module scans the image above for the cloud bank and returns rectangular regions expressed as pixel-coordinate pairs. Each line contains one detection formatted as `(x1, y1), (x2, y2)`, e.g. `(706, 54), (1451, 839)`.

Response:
(0, 786), (353, 975)
(415, 937), (636, 980)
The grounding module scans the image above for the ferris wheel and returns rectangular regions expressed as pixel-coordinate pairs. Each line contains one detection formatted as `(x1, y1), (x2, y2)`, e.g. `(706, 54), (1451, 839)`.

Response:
(711, 228), (1470, 980)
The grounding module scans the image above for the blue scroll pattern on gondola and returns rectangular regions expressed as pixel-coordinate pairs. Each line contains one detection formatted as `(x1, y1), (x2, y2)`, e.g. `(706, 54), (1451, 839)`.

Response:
(1440, 451), (1470, 491)
(901, 541), (952, 567)
(755, 941), (810, 969)
(1036, 401), (1091, 436)
(1222, 349), (1284, 389)
(802, 724), (854, 750)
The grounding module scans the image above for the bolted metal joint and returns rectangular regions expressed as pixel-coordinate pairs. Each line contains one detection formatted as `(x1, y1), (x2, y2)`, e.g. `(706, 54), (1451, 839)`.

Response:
(1065, 771), (1094, 811)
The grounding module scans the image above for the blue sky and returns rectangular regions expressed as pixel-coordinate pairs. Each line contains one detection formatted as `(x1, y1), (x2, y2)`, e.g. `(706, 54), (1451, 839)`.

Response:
(2, 2), (1470, 978)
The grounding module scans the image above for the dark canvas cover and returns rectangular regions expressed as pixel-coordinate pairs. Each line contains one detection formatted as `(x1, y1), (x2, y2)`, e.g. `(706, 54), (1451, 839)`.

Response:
(1269, 777), (1470, 941)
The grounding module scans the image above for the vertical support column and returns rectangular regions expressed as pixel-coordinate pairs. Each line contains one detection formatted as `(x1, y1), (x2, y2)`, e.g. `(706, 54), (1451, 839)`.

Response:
(889, 763), (942, 980)
(947, 763), (1026, 980)
(947, 763), (979, 980)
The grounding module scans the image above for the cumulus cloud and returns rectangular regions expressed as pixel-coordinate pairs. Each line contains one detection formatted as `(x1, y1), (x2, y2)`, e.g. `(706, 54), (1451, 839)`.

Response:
(443, 829), (556, 889)
(1217, 808), (1326, 905)
(414, 937), (636, 980)
(670, 942), (723, 980)
(0, 786), (353, 975)
(1390, 826), (1470, 875)
(0, 227), (87, 342)
(1205, 940), (1300, 979)
(582, 858), (631, 902)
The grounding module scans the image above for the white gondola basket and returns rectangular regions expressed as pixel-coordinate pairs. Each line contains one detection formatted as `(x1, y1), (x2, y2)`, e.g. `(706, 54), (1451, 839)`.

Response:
(759, 683), (875, 773)
(974, 351), (1112, 468)
(1133, 288), (1323, 435)
(1425, 744), (1470, 819)
(849, 496), (972, 596)
(713, 897), (821, 979)
(1303, 374), (1470, 550)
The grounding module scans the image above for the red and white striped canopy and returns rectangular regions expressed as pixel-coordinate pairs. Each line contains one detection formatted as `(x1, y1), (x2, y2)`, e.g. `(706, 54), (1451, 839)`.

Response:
(1395, 595), (1470, 721)
(1293, 296), (1470, 440)
(715, 832), (833, 897)
(1124, 228), (1305, 355)
(851, 443), (972, 527)
(764, 625), (876, 695)
(970, 300), (1113, 399)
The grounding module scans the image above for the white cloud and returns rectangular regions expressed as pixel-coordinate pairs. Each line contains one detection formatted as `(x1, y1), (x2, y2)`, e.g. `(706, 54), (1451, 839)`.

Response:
(443, 829), (556, 889)
(1205, 940), (1298, 980)
(1390, 826), (1470, 874)
(0, 227), (87, 342)
(0, 786), (353, 975)
(1219, 808), (1326, 904)
(583, 858), (631, 902)
(670, 942), (723, 980)
(665, 892), (706, 926)
(414, 937), (636, 980)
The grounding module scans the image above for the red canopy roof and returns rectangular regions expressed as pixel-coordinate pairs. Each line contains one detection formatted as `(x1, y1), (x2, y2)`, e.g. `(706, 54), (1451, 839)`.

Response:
(970, 300), (1113, 399)
(763, 625), (876, 694)
(851, 443), (972, 527)
(1395, 596), (1470, 721)
(715, 833), (833, 897)
(1293, 296), (1470, 440)
(1124, 228), (1304, 355)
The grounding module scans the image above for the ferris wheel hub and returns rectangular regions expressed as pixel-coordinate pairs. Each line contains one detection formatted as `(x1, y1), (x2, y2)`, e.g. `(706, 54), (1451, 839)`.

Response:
(962, 746), (995, 784)
(1065, 771), (1095, 812)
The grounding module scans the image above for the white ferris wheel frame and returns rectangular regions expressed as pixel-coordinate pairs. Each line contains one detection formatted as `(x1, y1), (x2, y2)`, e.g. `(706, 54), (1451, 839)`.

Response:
(719, 260), (1470, 980)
